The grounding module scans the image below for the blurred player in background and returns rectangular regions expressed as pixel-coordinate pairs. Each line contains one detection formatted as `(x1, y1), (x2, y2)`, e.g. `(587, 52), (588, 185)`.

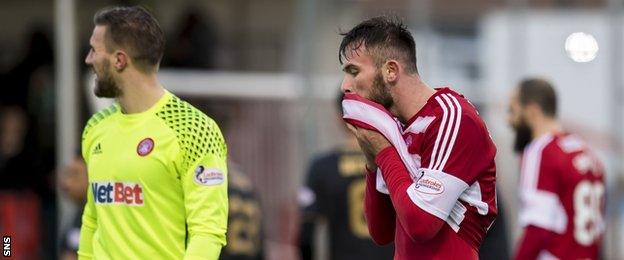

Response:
(298, 93), (393, 260)
(508, 78), (605, 260)
(220, 161), (264, 260)
(338, 16), (497, 259)
(202, 101), (264, 260)
(60, 156), (88, 260)
(79, 6), (228, 259)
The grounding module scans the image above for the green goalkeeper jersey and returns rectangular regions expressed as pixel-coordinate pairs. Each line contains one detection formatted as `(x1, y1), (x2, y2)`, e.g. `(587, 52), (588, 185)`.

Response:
(78, 90), (228, 260)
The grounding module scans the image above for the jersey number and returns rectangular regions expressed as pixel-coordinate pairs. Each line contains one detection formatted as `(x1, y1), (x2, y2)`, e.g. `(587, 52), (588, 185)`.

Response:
(573, 180), (604, 246)
(227, 195), (261, 256)
(348, 179), (370, 238)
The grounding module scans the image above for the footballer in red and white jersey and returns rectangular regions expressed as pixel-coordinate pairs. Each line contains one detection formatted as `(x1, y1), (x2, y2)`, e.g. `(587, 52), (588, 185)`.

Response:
(364, 87), (497, 259)
(338, 16), (497, 259)
(516, 133), (604, 259)
(509, 78), (605, 260)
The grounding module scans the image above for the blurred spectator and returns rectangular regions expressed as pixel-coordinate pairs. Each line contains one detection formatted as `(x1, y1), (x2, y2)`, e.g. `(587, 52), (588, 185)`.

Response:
(164, 8), (218, 69)
(2, 28), (53, 109)
(298, 93), (393, 260)
(0, 106), (47, 191)
(59, 156), (88, 260)
(0, 106), (44, 260)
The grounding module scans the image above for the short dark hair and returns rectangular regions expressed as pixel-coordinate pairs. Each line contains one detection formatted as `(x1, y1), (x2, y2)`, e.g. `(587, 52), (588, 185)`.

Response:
(339, 16), (418, 74)
(518, 78), (558, 117)
(94, 6), (165, 72)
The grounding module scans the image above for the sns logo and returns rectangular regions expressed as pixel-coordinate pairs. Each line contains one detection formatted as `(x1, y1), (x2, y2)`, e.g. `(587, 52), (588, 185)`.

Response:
(92, 182), (144, 206)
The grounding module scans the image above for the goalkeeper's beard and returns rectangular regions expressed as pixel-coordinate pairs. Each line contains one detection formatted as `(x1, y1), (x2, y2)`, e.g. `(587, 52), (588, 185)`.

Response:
(94, 60), (122, 98)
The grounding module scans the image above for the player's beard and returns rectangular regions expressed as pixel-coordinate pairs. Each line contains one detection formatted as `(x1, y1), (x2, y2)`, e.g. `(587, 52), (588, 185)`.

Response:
(513, 118), (533, 154)
(93, 59), (122, 98)
(368, 70), (394, 109)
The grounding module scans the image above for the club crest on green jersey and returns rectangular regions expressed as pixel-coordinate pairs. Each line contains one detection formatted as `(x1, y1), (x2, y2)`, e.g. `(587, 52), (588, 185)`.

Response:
(194, 165), (224, 186)
(137, 138), (154, 156)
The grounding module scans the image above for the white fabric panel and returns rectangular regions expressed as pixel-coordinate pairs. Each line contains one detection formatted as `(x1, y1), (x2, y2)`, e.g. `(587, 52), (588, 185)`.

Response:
(521, 134), (553, 190)
(403, 116), (436, 134)
(519, 190), (568, 234)
(459, 182), (489, 215)
(537, 250), (560, 260)
(406, 168), (469, 221)
(446, 201), (467, 232)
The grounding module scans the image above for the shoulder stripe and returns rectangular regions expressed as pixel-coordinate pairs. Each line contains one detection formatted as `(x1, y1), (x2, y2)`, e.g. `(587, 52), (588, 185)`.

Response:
(437, 94), (463, 171)
(521, 135), (553, 190)
(432, 95), (456, 170)
(82, 105), (118, 140)
(428, 96), (449, 169)
(429, 94), (462, 171)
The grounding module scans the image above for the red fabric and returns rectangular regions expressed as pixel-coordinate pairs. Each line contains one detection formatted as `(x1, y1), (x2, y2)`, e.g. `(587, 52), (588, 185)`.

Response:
(518, 133), (604, 259)
(364, 167), (395, 245)
(0, 191), (42, 260)
(373, 146), (478, 260)
(405, 88), (497, 247)
(514, 225), (555, 260)
(408, 89), (498, 247)
(375, 147), (444, 241)
(362, 88), (496, 259)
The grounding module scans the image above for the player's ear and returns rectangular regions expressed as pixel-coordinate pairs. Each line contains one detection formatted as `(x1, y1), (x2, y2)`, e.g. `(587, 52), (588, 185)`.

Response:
(525, 102), (541, 119)
(113, 50), (128, 71)
(382, 60), (400, 84)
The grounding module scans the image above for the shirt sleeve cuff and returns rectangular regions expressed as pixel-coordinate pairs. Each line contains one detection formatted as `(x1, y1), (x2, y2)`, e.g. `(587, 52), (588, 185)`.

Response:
(375, 146), (399, 169)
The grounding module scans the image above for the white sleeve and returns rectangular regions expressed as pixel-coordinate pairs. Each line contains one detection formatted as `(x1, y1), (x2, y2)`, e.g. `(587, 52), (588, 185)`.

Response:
(405, 168), (469, 220)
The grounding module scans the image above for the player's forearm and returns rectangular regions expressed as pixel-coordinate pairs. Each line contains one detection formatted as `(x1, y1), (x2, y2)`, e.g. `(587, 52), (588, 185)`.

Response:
(375, 147), (444, 242)
(514, 226), (554, 260)
(78, 197), (97, 259)
(184, 235), (223, 260)
(364, 169), (396, 245)
(77, 220), (96, 259)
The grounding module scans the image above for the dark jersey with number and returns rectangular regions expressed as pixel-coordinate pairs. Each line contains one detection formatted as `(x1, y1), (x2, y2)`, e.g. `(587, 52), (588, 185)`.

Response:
(300, 149), (394, 260)
(220, 165), (264, 260)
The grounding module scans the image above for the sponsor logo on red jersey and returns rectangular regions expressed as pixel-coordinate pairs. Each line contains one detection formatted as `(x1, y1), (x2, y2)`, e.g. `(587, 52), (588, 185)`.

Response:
(415, 175), (445, 195)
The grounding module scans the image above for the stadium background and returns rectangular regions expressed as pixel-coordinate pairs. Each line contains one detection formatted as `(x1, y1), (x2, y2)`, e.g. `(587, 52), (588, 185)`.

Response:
(0, 0), (622, 259)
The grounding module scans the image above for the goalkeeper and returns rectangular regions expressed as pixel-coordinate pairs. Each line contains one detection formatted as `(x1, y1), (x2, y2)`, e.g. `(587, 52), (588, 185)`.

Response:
(79, 6), (228, 259)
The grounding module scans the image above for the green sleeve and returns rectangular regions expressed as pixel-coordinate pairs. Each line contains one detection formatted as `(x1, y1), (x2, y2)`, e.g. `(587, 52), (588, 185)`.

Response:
(78, 120), (97, 259)
(78, 183), (97, 259)
(180, 122), (228, 259)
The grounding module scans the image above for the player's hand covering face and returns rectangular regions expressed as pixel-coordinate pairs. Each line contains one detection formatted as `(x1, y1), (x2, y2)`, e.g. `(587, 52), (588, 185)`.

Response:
(345, 122), (391, 170)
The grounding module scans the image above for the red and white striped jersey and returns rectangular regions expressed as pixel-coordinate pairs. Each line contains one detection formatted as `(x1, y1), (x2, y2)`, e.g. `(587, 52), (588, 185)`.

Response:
(518, 132), (605, 259)
(400, 87), (498, 251)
